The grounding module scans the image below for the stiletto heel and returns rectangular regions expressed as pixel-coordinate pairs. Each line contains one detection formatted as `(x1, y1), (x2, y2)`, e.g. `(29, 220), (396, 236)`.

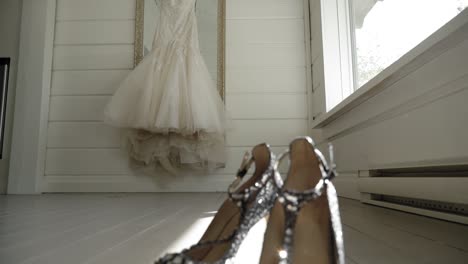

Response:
(156, 143), (277, 264)
(259, 137), (345, 264)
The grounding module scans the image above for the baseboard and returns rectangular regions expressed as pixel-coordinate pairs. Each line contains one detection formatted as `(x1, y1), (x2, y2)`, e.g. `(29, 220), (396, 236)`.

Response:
(42, 175), (234, 193)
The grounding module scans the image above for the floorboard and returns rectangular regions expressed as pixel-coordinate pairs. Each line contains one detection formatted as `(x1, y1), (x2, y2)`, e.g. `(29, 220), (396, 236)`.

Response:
(0, 194), (466, 264)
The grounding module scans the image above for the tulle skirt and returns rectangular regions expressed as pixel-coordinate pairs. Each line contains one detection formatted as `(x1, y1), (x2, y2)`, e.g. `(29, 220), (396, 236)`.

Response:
(104, 44), (227, 173)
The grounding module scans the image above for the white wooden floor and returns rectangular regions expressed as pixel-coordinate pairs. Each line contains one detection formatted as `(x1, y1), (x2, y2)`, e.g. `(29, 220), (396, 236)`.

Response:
(0, 194), (467, 264)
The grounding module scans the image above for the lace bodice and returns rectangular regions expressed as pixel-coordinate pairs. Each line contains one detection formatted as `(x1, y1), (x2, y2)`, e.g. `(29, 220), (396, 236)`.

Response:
(153, 0), (199, 49)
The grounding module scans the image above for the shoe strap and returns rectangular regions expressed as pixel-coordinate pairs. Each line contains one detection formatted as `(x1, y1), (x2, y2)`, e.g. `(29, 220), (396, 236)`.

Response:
(276, 180), (344, 264)
(228, 147), (274, 214)
(227, 151), (253, 194)
(273, 140), (337, 190)
(274, 142), (337, 207)
(274, 138), (345, 264)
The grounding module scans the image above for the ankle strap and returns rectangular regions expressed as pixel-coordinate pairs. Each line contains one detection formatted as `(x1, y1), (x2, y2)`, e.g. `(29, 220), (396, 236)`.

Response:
(227, 146), (274, 212)
(227, 151), (254, 194)
(273, 139), (337, 193)
(237, 151), (254, 178)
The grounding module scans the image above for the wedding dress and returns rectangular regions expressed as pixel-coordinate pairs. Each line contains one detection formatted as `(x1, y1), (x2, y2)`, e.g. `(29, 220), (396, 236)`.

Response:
(104, 0), (226, 173)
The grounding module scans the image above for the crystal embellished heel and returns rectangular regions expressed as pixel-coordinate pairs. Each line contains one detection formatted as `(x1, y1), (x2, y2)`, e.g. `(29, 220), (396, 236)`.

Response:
(259, 137), (345, 264)
(156, 143), (278, 264)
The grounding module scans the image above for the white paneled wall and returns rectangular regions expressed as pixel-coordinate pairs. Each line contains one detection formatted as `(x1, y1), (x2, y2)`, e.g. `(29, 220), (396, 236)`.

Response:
(44, 0), (308, 192)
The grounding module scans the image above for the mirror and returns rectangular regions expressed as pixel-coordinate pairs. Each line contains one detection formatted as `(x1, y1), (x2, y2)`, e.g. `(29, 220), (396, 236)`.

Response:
(134, 0), (226, 100)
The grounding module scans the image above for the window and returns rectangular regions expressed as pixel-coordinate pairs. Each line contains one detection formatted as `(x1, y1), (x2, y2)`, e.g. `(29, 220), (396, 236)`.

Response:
(349, 0), (468, 88)
(314, 0), (468, 118)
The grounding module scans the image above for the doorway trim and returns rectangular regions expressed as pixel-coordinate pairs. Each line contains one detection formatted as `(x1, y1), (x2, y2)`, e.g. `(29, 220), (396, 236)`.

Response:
(8, 0), (56, 194)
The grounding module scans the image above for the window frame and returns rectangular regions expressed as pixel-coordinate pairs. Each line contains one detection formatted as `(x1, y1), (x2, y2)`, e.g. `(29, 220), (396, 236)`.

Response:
(318, 0), (355, 112)
(347, 0), (359, 91)
(311, 0), (468, 128)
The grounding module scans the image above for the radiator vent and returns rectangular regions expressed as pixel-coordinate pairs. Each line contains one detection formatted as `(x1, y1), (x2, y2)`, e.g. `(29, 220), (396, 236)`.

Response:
(370, 165), (468, 177)
(372, 194), (468, 217)
(362, 165), (468, 223)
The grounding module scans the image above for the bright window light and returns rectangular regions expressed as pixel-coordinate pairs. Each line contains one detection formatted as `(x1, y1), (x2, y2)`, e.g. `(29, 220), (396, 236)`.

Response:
(159, 212), (268, 262)
(350, 0), (468, 88)
(162, 212), (215, 254)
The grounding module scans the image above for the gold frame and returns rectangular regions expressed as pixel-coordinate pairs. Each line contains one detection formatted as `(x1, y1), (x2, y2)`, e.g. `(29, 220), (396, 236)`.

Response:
(134, 0), (226, 101)
(134, 0), (144, 66)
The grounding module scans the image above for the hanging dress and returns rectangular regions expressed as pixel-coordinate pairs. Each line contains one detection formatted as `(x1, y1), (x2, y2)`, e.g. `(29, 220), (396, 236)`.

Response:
(103, 0), (227, 173)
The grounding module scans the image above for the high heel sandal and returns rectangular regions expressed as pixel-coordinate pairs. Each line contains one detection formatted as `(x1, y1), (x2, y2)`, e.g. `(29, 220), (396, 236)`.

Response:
(259, 137), (345, 264)
(156, 143), (277, 264)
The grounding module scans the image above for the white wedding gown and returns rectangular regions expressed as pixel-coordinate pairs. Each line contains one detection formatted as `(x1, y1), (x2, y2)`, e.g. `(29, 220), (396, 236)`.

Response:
(104, 0), (227, 173)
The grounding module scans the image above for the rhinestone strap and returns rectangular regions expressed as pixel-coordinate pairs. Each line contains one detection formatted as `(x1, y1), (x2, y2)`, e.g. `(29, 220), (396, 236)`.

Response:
(228, 149), (272, 219)
(274, 138), (344, 264)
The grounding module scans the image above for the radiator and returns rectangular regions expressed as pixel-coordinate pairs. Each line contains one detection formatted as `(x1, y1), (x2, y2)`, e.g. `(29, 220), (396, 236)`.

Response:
(358, 165), (468, 224)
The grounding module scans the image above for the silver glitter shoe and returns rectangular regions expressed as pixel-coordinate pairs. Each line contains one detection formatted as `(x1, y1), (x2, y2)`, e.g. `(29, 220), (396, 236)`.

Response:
(156, 143), (278, 264)
(259, 137), (345, 264)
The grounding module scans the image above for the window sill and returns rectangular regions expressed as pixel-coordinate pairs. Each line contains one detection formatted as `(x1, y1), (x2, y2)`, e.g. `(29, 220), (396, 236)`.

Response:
(311, 9), (468, 129)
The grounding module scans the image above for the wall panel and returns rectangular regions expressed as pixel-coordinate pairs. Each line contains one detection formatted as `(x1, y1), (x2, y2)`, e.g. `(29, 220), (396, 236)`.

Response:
(55, 20), (134, 45)
(227, 67), (306, 94)
(51, 70), (130, 95)
(53, 45), (134, 70)
(56, 0), (135, 20)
